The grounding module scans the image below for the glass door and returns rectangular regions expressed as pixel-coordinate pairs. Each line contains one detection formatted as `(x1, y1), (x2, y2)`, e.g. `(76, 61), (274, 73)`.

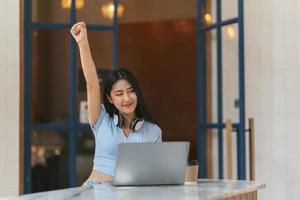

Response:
(196, 0), (246, 179)
(24, 0), (119, 193)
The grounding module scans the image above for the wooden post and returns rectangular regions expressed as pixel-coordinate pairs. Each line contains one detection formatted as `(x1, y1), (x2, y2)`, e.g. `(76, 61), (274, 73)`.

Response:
(205, 0), (213, 179)
(19, 0), (24, 195)
(225, 119), (233, 179)
(249, 118), (255, 180)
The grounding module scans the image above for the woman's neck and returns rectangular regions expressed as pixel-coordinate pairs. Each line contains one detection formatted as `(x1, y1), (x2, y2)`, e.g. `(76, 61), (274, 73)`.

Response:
(121, 112), (136, 128)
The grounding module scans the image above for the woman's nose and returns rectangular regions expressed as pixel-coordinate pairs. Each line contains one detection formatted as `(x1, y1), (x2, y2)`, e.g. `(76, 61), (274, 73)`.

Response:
(123, 93), (131, 101)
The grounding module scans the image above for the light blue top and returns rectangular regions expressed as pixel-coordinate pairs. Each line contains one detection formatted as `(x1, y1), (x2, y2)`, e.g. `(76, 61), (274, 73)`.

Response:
(90, 105), (162, 176)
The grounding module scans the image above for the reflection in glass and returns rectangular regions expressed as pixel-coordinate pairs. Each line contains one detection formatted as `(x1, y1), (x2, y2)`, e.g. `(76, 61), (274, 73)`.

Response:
(32, 0), (70, 23)
(226, 27), (236, 39)
(61, 0), (85, 10)
(205, 0), (217, 24)
(76, 31), (113, 72)
(76, 0), (114, 25)
(32, 30), (70, 124)
(210, 129), (219, 179)
(222, 25), (239, 122)
(221, 0), (237, 21)
(31, 131), (69, 192)
(101, 2), (125, 20)
(206, 29), (218, 123)
(119, 0), (195, 24)
(204, 13), (213, 24)
(77, 130), (95, 186)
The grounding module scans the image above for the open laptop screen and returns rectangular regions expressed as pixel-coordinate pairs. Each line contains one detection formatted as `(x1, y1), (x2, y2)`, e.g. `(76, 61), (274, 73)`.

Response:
(112, 142), (190, 186)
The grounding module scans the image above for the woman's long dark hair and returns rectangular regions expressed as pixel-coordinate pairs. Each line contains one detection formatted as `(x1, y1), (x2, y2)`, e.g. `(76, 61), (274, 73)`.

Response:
(102, 68), (157, 125)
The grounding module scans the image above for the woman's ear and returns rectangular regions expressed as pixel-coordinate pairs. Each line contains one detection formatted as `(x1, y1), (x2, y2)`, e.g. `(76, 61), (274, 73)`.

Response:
(107, 94), (113, 104)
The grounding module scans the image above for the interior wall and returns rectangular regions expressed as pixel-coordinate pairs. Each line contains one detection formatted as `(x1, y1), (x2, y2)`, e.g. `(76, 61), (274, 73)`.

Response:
(245, 1), (300, 200)
(0, 0), (20, 197)
(119, 20), (198, 159)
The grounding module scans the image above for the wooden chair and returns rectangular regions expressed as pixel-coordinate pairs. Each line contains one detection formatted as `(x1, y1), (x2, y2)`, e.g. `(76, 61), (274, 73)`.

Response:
(225, 118), (255, 181)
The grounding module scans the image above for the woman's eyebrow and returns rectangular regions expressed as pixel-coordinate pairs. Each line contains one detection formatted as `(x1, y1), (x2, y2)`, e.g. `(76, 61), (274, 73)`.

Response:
(113, 89), (123, 93)
(113, 86), (133, 93)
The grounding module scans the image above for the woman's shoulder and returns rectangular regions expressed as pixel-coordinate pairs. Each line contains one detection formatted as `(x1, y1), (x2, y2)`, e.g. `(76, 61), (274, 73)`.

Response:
(90, 104), (111, 136)
(143, 121), (162, 134)
(142, 121), (162, 142)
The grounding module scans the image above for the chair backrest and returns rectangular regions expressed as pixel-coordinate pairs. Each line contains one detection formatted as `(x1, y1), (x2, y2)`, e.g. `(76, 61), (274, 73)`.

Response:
(225, 118), (255, 180)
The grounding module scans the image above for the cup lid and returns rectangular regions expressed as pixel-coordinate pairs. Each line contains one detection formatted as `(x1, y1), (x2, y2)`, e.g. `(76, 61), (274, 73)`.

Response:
(188, 160), (198, 165)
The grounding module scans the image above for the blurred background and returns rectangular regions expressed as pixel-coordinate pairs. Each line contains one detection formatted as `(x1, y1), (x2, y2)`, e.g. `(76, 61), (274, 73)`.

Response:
(1, 0), (300, 200)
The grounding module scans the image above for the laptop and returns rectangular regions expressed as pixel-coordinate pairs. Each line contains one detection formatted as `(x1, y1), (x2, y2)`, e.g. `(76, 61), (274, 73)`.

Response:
(112, 142), (190, 186)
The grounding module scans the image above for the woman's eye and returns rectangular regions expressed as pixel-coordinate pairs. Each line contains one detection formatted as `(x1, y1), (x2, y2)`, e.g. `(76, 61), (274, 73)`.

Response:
(115, 93), (122, 96)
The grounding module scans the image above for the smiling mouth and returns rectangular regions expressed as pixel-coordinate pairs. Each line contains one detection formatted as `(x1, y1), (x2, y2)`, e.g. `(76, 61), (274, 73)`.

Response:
(123, 102), (134, 107)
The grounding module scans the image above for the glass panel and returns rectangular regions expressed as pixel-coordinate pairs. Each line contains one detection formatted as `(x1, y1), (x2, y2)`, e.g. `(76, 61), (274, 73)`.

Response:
(206, 29), (218, 123)
(222, 24), (239, 122)
(31, 130), (69, 192)
(32, 30), (70, 124)
(32, 0), (70, 23)
(119, 0), (196, 24)
(77, 31), (113, 72)
(76, 130), (95, 186)
(210, 129), (219, 179)
(203, 0), (217, 25)
(76, 0), (113, 25)
(221, 0), (238, 21)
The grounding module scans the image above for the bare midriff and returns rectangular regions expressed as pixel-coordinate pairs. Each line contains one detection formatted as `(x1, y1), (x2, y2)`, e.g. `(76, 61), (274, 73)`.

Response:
(88, 170), (114, 182)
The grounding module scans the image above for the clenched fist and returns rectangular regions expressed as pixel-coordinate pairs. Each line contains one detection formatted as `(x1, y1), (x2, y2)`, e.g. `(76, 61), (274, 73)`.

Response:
(70, 21), (88, 45)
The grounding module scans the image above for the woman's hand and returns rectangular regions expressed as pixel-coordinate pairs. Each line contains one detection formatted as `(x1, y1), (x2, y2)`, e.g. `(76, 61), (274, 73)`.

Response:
(70, 21), (88, 45)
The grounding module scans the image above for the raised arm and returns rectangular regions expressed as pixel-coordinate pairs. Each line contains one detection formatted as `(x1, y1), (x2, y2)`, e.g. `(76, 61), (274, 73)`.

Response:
(70, 22), (101, 126)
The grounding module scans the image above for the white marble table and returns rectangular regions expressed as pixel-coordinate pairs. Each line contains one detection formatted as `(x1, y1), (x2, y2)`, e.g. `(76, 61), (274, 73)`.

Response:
(1, 179), (265, 200)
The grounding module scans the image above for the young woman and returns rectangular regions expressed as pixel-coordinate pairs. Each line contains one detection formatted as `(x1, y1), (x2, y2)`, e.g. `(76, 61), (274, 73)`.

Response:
(70, 22), (162, 186)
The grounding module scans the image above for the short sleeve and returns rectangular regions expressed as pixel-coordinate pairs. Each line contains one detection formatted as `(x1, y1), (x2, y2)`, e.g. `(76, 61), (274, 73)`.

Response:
(153, 125), (162, 142)
(90, 104), (108, 136)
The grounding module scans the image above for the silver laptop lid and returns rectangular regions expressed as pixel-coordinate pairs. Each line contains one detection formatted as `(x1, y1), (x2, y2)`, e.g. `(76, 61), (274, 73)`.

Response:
(113, 142), (190, 186)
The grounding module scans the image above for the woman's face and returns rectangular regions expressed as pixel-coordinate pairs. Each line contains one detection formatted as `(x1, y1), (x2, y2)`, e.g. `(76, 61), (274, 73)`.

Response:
(108, 79), (138, 115)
